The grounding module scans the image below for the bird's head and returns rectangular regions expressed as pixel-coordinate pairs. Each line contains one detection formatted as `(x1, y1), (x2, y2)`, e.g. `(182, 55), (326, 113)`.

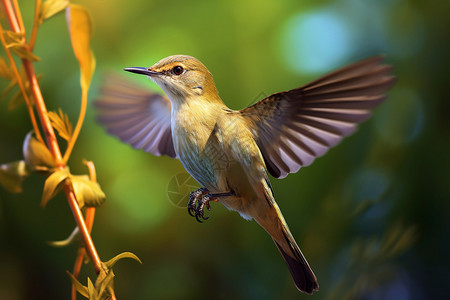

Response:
(124, 55), (220, 105)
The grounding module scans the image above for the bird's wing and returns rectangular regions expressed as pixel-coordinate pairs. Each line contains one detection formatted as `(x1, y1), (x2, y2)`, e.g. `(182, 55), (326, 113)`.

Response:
(240, 56), (396, 178)
(95, 75), (177, 158)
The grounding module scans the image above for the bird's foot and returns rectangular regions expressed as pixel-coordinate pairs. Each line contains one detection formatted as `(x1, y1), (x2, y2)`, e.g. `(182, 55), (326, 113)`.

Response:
(188, 189), (234, 223)
(194, 194), (218, 222)
(188, 188), (211, 221)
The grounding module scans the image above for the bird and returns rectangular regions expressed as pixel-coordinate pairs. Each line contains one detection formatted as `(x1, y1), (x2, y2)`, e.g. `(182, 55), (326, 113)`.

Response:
(95, 55), (395, 294)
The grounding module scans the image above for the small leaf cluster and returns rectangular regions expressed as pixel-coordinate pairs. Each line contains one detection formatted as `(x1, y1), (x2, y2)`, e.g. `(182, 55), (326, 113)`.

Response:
(1, 132), (106, 209)
(68, 253), (142, 300)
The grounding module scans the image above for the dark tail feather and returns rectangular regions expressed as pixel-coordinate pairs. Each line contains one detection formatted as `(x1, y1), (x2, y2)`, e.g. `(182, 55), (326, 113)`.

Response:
(256, 179), (318, 293)
(273, 238), (319, 294)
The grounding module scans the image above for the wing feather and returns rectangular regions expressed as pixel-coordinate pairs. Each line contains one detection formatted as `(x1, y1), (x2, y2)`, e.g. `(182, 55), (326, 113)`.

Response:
(241, 56), (395, 178)
(95, 75), (176, 158)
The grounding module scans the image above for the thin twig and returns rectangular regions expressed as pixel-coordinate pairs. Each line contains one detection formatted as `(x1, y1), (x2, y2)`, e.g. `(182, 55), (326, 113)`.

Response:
(63, 88), (88, 164)
(71, 207), (97, 300)
(22, 61), (63, 163)
(29, 0), (41, 50)
(72, 247), (86, 300)
(72, 161), (98, 300)
(0, 22), (43, 144)
(1, 0), (19, 32)
(11, 0), (24, 33)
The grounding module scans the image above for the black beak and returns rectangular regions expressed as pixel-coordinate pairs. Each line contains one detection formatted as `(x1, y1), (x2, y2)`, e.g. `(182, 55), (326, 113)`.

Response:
(124, 67), (161, 76)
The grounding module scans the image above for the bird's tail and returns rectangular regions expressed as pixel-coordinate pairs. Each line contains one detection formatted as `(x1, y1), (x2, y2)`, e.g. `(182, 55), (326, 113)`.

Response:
(255, 177), (318, 294)
(271, 223), (318, 294)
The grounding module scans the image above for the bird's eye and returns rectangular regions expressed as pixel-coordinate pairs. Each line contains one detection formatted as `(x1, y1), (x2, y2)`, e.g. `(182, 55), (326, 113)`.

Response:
(172, 66), (184, 75)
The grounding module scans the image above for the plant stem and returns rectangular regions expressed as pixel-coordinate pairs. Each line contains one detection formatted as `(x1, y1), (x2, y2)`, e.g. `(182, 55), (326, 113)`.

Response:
(29, 0), (41, 50)
(72, 247), (86, 300)
(0, 22), (43, 144)
(11, 0), (24, 32)
(72, 161), (99, 300)
(1, 0), (106, 281)
(22, 61), (63, 162)
(72, 206), (97, 300)
(1, 0), (20, 32)
(63, 88), (87, 164)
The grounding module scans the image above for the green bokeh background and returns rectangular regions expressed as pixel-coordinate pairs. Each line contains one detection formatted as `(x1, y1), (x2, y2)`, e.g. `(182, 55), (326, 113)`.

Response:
(1, 0), (449, 299)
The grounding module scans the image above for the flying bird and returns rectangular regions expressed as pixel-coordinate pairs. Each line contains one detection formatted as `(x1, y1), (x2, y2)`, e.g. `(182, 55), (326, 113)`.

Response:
(95, 55), (395, 294)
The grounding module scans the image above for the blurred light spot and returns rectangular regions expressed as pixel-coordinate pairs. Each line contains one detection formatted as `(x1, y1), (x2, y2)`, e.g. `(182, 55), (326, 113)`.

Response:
(347, 168), (390, 203)
(366, 269), (420, 300)
(344, 168), (392, 226)
(385, 281), (410, 300)
(279, 10), (352, 73)
(375, 87), (424, 145)
(336, 0), (397, 52)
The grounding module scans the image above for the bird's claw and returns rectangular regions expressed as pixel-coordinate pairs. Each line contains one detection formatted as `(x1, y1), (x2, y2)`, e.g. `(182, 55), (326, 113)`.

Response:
(187, 188), (208, 217)
(188, 188), (216, 223)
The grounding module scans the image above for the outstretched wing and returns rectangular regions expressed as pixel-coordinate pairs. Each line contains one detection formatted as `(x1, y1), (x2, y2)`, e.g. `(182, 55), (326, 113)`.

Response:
(95, 75), (176, 158)
(240, 56), (396, 178)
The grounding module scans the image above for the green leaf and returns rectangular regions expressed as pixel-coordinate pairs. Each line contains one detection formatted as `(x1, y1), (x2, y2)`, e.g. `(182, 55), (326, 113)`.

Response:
(3, 30), (40, 61)
(40, 0), (69, 23)
(70, 175), (105, 208)
(87, 277), (97, 299)
(104, 252), (142, 269)
(48, 226), (80, 247)
(0, 160), (30, 193)
(48, 108), (73, 141)
(23, 131), (57, 172)
(2, 31), (40, 61)
(8, 44), (40, 61)
(41, 168), (70, 207)
(3, 30), (23, 45)
(66, 4), (96, 91)
(66, 271), (89, 298)
(97, 270), (114, 299)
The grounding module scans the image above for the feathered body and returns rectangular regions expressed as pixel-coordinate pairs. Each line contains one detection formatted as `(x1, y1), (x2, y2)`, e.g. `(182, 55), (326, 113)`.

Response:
(96, 55), (395, 294)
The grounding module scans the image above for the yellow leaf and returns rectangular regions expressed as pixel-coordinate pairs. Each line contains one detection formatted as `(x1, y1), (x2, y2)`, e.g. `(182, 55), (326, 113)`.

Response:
(0, 160), (30, 193)
(66, 4), (96, 91)
(48, 108), (73, 141)
(23, 131), (57, 172)
(3, 30), (23, 44)
(104, 252), (142, 269)
(39, 0), (69, 23)
(70, 174), (105, 208)
(47, 226), (80, 247)
(41, 168), (70, 207)
(8, 44), (40, 61)
(0, 57), (13, 79)
(96, 270), (114, 299)
(66, 271), (89, 298)
(3, 31), (40, 61)
(87, 277), (97, 299)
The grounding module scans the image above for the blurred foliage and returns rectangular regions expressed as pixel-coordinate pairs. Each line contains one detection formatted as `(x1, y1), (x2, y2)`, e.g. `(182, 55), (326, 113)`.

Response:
(1, 0), (450, 299)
